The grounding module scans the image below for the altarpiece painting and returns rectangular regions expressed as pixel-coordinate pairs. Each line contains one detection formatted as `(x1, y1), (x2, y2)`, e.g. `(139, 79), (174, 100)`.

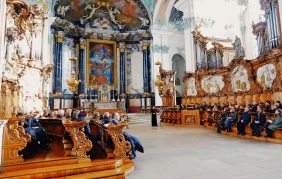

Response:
(86, 39), (117, 89)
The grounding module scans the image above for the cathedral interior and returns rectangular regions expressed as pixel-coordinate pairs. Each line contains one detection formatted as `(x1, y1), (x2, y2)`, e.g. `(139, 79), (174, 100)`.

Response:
(0, 0), (282, 178)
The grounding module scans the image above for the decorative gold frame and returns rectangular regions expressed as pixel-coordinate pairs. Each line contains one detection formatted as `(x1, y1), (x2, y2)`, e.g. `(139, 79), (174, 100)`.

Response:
(86, 39), (117, 89)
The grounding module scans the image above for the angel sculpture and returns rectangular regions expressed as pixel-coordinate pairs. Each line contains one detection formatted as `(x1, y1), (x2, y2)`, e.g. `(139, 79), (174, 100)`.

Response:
(60, 5), (70, 17)
(106, 6), (121, 25)
(139, 16), (149, 29)
(84, 3), (101, 21)
(56, 5), (61, 14)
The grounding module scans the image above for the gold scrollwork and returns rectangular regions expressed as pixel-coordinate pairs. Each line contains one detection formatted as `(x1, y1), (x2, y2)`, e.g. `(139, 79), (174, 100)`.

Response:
(107, 123), (131, 159)
(55, 34), (64, 43)
(79, 42), (87, 49)
(119, 45), (126, 52)
(141, 43), (149, 50)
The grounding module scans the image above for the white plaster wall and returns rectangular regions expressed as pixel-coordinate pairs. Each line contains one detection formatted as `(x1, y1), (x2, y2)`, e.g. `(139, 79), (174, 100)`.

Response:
(242, 5), (255, 60)
(63, 99), (73, 108)
(130, 52), (143, 93)
(151, 30), (185, 106)
(54, 99), (61, 109)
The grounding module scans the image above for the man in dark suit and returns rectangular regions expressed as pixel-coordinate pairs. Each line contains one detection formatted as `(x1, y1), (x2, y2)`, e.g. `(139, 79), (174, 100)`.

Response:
(250, 106), (266, 137)
(236, 107), (251, 135)
(22, 113), (50, 150)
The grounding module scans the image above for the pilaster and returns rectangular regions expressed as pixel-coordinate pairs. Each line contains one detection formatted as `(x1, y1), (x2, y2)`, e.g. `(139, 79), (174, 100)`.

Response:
(119, 42), (126, 95)
(0, 1), (6, 90)
(141, 41), (150, 95)
(151, 30), (174, 106)
(78, 39), (86, 95)
(53, 31), (64, 95)
(0, 119), (8, 166)
(175, 0), (196, 72)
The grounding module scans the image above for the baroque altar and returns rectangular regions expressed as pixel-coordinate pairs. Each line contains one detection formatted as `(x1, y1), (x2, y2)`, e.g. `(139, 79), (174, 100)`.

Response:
(82, 101), (126, 111)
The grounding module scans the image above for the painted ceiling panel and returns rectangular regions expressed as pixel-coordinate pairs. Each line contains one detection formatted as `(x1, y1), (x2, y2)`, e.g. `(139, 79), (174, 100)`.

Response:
(53, 0), (149, 30)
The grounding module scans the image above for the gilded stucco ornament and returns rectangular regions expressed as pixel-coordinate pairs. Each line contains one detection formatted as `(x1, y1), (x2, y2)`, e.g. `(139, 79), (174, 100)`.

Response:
(2, 0), (54, 116)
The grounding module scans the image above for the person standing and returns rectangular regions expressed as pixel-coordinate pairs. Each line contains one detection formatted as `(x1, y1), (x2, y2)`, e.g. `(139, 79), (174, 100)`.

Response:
(151, 106), (158, 127)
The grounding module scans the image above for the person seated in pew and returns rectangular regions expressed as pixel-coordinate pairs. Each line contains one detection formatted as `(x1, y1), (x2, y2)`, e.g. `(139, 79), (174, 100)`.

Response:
(264, 101), (272, 112)
(250, 102), (258, 112)
(264, 109), (282, 138)
(201, 102), (209, 110)
(93, 112), (101, 119)
(18, 109), (51, 150)
(250, 106), (266, 137)
(66, 109), (72, 118)
(57, 109), (65, 117)
(225, 107), (238, 132)
(216, 107), (228, 133)
(111, 112), (144, 159)
(71, 110), (100, 144)
(276, 101), (282, 109)
(236, 107), (251, 135)
(102, 112), (111, 124)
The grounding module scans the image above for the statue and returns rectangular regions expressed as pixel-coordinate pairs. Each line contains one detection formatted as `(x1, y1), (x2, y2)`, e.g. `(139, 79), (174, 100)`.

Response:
(106, 6), (121, 25)
(138, 16), (149, 29)
(232, 36), (245, 58)
(57, 5), (70, 17)
(84, 3), (101, 21)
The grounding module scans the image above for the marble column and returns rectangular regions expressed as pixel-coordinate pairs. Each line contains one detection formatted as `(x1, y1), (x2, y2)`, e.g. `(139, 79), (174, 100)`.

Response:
(147, 48), (152, 93)
(141, 42), (150, 94)
(119, 43), (126, 95)
(0, 119), (8, 166)
(53, 31), (64, 94)
(0, 1), (6, 90)
(78, 39), (86, 95)
(175, 0), (196, 72)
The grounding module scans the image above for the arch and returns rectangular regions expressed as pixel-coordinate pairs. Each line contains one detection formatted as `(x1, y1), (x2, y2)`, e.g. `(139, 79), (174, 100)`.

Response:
(175, 90), (181, 97)
(172, 54), (186, 96)
(169, 50), (185, 63)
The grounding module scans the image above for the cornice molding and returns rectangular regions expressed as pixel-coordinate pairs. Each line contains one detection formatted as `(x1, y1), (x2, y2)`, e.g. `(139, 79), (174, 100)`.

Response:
(151, 30), (174, 37)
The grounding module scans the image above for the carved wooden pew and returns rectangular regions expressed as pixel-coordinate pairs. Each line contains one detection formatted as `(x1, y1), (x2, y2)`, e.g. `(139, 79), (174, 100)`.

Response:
(107, 123), (131, 159)
(62, 118), (92, 161)
(62, 117), (132, 160)
(2, 116), (31, 165)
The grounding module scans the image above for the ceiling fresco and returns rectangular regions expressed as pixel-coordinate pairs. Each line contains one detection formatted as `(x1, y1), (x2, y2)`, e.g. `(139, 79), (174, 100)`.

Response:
(54, 0), (150, 30)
